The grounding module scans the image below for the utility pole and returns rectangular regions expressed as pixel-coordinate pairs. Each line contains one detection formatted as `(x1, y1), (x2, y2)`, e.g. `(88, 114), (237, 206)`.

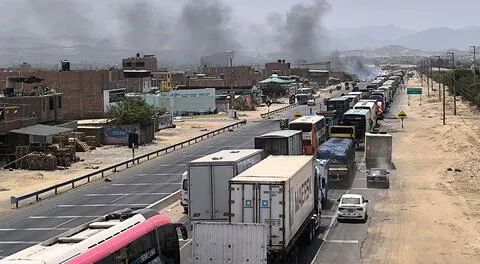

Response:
(443, 83), (446, 125)
(471, 45), (477, 90)
(447, 52), (456, 115)
(226, 51), (235, 114)
(432, 56), (441, 100)
(427, 58), (433, 97)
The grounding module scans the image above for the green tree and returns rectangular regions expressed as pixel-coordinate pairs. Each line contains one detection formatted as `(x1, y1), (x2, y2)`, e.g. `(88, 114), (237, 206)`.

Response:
(261, 83), (288, 100)
(106, 97), (166, 125)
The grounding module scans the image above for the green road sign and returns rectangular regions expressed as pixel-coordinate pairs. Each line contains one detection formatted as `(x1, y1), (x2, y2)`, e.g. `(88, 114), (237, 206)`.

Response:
(407, 88), (422, 95)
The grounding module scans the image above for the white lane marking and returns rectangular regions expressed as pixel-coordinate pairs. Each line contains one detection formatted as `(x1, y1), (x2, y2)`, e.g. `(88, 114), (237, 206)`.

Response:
(320, 215), (335, 218)
(355, 178), (367, 180)
(350, 188), (370, 190)
(325, 239), (359, 244)
(53, 217), (79, 229)
(0, 228), (69, 231)
(0, 241), (40, 244)
(311, 189), (350, 264)
(137, 173), (183, 176)
(29, 216), (100, 219)
(85, 193), (170, 197)
(110, 194), (128, 203)
(58, 204), (149, 207)
(156, 164), (186, 167)
(180, 239), (192, 251)
(111, 183), (181, 186)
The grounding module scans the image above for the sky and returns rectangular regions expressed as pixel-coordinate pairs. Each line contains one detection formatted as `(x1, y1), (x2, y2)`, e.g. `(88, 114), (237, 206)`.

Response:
(231, 0), (480, 31)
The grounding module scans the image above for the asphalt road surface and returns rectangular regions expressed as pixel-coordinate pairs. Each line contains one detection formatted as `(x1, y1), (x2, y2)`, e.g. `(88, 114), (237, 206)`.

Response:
(180, 80), (401, 264)
(0, 86), (350, 258)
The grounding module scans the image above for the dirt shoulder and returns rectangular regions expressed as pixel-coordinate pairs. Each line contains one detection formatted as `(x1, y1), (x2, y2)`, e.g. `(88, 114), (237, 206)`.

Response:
(0, 119), (236, 216)
(362, 77), (480, 263)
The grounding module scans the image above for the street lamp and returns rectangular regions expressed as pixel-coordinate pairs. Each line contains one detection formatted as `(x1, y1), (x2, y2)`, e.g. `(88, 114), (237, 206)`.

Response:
(447, 52), (456, 115)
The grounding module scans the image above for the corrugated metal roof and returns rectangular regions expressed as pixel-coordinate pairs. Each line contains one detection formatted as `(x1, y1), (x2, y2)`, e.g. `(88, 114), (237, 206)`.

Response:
(10, 124), (73, 137)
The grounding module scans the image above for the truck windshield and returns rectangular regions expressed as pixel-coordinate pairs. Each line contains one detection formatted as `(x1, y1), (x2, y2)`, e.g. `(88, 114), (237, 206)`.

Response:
(330, 127), (354, 135)
(343, 115), (366, 129)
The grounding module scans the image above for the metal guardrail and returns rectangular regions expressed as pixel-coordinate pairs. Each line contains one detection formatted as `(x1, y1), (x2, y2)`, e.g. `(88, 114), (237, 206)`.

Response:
(260, 103), (299, 118)
(10, 120), (247, 208)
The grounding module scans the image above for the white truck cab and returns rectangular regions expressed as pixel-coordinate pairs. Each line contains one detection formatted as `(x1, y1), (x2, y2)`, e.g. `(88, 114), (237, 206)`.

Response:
(180, 171), (188, 213)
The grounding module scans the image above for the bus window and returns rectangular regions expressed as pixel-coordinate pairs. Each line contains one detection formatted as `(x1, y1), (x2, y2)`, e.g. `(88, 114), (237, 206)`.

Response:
(156, 225), (181, 264)
(110, 231), (160, 264)
(289, 123), (311, 132)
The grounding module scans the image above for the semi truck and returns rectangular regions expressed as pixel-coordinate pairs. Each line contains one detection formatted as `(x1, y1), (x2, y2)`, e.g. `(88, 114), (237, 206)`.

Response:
(229, 156), (321, 261)
(365, 132), (393, 169)
(316, 137), (356, 181)
(192, 222), (268, 264)
(254, 130), (303, 156)
(186, 149), (264, 220)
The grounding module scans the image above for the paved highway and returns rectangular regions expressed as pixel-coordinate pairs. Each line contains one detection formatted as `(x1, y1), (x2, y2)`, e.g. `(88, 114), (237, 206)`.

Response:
(0, 85), (349, 258)
(179, 81), (401, 264)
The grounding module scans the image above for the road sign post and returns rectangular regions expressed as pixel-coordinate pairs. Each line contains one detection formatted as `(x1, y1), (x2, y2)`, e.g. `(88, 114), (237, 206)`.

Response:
(397, 111), (407, 129)
(407, 88), (422, 106)
(266, 100), (271, 116)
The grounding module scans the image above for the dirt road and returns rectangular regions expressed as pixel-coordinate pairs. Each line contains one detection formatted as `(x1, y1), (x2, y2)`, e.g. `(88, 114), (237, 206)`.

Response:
(362, 76), (480, 263)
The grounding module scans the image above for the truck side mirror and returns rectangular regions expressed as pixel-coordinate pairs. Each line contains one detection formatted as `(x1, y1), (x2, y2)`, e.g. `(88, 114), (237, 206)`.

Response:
(387, 171), (390, 174)
(337, 198), (341, 202)
(364, 200), (369, 203)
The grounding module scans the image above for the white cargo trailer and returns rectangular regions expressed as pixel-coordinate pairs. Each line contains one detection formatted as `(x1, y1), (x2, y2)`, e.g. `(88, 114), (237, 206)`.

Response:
(192, 222), (268, 264)
(229, 156), (320, 259)
(188, 149), (264, 221)
(254, 130), (303, 156)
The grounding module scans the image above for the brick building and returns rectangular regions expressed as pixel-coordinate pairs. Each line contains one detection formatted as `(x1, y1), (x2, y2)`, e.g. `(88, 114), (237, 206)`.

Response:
(186, 66), (263, 92)
(265, 60), (291, 77)
(0, 70), (123, 120)
(122, 54), (157, 72)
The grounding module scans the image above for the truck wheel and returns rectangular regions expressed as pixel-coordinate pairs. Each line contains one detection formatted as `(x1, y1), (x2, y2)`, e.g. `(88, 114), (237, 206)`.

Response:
(307, 223), (315, 244)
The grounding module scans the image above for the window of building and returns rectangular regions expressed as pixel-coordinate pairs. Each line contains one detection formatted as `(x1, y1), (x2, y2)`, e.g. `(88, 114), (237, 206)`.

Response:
(58, 97), (62, 109)
(135, 62), (145, 67)
(123, 62), (132, 67)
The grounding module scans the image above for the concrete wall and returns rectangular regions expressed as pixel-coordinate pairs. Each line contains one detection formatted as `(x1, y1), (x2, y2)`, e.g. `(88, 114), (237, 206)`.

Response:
(103, 124), (154, 145)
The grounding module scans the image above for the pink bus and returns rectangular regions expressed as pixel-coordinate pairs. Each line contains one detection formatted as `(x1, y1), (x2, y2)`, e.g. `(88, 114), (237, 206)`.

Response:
(0, 208), (188, 264)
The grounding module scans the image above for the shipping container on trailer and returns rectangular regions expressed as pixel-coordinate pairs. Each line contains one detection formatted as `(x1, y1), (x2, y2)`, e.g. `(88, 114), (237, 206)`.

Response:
(192, 222), (268, 264)
(365, 132), (393, 169)
(188, 149), (264, 221)
(254, 130), (303, 156)
(229, 156), (319, 259)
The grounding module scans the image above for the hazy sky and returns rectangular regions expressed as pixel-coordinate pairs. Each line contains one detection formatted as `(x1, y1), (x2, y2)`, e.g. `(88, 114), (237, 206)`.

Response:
(231, 0), (480, 31)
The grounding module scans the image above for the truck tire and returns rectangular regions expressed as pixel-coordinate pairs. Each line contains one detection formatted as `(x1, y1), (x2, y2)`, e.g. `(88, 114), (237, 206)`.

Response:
(307, 223), (315, 244)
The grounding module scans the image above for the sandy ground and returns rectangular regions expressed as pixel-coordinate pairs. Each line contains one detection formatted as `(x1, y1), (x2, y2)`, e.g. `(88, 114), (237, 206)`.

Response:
(362, 77), (480, 263)
(0, 119), (237, 214)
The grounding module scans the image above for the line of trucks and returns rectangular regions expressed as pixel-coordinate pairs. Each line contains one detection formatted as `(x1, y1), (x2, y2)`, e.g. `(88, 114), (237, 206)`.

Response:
(182, 130), (392, 263)
(182, 71), (403, 263)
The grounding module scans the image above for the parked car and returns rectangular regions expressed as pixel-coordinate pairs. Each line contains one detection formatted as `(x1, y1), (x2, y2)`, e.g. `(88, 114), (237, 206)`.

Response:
(337, 194), (368, 222)
(367, 168), (390, 188)
(307, 99), (316, 106)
